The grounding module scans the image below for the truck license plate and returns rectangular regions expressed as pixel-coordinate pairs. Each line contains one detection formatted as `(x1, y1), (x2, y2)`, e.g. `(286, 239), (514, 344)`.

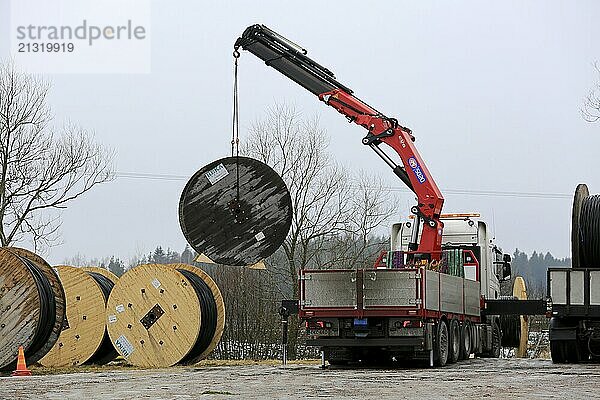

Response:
(353, 318), (368, 326)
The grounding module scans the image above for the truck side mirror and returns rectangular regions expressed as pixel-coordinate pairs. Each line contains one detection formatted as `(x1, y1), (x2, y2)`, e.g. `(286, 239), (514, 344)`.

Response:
(502, 254), (511, 280)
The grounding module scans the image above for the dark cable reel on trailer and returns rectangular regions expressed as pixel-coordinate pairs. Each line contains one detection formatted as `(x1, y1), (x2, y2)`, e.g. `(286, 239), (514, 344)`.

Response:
(179, 156), (292, 266)
(572, 184), (600, 268)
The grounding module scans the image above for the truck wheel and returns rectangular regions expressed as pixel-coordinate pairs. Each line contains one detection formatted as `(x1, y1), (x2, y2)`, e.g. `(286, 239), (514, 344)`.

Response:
(578, 339), (590, 362)
(564, 341), (580, 363)
(460, 321), (472, 360)
(448, 319), (460, 364)
(551, 341), (567, 363)
(482, 322), (501, 358)
(490, 322), (501, 358)
(434, 321), (449, 367)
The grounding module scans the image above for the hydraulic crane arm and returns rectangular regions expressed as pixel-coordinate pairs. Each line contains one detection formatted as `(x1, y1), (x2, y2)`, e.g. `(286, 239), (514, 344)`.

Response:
(235, 24), (445, 259)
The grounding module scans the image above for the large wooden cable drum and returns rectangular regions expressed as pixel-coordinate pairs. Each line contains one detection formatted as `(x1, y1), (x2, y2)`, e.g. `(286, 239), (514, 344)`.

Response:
(179, 157), (292, 266)
(106, 264), (223, 367)
(0, 247), (65, 371)
(513, 277), (529, 358)
(39, 265), (117, 367)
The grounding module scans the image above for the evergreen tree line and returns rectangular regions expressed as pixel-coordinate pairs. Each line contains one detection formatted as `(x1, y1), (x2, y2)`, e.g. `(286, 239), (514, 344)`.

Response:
(64, 245), (568, 360)
(511, 248), (571, 297)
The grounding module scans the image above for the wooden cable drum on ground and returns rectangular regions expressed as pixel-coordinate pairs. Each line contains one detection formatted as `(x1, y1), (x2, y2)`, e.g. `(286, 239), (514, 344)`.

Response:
(106, 264), (224, 367)
(0, 247), (65, 371)
(39, 265), (118, 367)
(513, 277), (529, 358)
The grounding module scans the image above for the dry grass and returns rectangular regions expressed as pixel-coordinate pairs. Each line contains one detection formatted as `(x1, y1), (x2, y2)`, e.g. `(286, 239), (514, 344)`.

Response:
(25, 358), (320, 376)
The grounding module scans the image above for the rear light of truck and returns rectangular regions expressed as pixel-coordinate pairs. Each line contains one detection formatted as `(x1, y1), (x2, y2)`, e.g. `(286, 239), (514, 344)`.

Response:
(305, 319), (340, 337)
(393, 319), (422, 329)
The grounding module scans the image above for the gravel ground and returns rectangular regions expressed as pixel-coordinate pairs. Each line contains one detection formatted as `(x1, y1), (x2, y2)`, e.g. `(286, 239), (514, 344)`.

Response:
(1, 358), (600, 400)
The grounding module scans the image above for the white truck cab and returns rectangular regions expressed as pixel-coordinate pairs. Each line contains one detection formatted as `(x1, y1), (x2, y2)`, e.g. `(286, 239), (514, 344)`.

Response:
(392, 213), (508, 300)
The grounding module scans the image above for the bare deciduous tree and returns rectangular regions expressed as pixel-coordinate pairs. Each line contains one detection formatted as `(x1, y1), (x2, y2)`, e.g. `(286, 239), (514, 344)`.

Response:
(0, 62), (114, 250)
(582, 62), (600, 123)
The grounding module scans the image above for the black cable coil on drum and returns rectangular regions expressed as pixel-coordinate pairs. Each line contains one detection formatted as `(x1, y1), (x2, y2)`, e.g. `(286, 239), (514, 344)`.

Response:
(18, 256), (56, 358)
(86, 271), (118, 364)
(498, 296), (521, 348)
(580, 194), (600, 267)
(177, 269), (217, 363)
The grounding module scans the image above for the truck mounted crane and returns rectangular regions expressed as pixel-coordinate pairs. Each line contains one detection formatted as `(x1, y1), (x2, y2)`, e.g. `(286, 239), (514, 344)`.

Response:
(234, 24), (545, 367)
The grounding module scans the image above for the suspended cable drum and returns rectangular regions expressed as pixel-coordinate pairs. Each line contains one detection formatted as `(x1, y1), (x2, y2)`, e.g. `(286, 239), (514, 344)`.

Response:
(0, 247), (65, 371)
(572, 184), (600, 267)
(106, 264), (201, 367)
(166, 263), (225, 363)
(179, 156), (292, 266)
(39, 265), (117, 367)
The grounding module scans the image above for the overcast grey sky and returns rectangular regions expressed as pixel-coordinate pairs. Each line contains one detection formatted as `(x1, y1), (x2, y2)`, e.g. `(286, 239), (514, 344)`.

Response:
(1, 1), (599, 264)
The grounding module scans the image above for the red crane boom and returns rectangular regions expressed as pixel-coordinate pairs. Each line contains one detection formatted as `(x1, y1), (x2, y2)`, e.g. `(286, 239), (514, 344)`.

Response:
(235, 25), (444, 260)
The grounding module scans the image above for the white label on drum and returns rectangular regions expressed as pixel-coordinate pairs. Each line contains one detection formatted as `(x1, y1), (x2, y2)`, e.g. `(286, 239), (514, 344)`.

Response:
(115, 335), (134, 358)
(151, 278), (161, 289)
(255, 231), (265, 242)
(116, 304), (125, 313)
(108, 314), (117, 324)
(205, 163), (229, 185)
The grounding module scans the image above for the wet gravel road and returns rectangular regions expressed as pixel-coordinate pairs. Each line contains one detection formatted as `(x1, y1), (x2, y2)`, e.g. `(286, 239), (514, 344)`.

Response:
(1, 358), (599, 400)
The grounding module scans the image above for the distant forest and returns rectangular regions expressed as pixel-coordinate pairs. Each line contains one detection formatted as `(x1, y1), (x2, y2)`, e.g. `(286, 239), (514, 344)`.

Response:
(511, 249), (571, 295)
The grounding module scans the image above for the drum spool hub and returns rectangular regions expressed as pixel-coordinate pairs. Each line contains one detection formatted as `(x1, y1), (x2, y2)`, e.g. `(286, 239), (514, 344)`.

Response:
(179, 157), (292, 266)
(106, 264), (224, 367)
(39, 265), (117, 367)
(0, 247), (65, 370)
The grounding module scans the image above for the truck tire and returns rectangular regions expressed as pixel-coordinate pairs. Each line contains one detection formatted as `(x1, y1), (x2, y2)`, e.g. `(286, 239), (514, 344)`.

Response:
(460, 321), (472, 360)
(448, 319), (460, 364)
(482, 322), (501, 358)
(564, 341), (581, 363)
(434, 321), (449, 367)
(551, 341), (567, 363)
(490, 322), (501, 358)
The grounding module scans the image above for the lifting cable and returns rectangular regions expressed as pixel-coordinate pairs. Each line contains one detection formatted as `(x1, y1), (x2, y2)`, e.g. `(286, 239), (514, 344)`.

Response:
(178, 269), (218, 363)
(232, 48), (241, 203)
(580, 195), (600, 266)
(19, 256), (56, 357)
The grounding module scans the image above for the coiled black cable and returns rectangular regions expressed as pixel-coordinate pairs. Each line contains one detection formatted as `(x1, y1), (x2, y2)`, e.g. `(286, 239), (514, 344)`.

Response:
(86, 271), (117, 365)
(178, 269), (217, 363)
(498, 296), (521, 348)
(19, 255), (56, 358)
(87, 272), (114, 301)
(580, 195), (600, 267)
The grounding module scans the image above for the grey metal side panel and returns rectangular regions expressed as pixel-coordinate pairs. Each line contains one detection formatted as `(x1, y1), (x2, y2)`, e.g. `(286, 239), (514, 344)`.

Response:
(591, 271), (600, 306)
(570, 270), (585, 305)
(464, 279), (481, 316)
(363, 270), (418, 307)
(303, 271), (356, 308)
(550, 270), (567, 305)
(425, 271), (439, 311)
(440, 274), (463, 314)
